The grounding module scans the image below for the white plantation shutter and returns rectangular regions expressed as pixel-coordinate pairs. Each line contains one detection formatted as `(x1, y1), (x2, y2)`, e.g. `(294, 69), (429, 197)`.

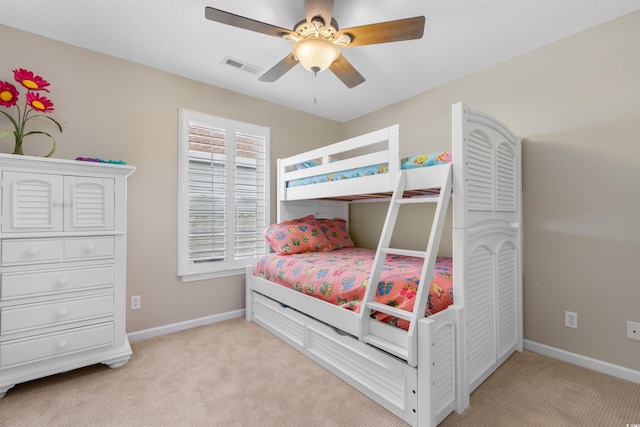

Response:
(187, 125), (227, 263)
(178, 109), (270, 280)
(234, 131), (268, 258)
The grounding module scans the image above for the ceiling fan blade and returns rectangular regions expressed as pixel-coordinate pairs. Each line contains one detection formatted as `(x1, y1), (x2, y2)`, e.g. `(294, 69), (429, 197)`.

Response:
(305, 0), (334, 27)
(329, 54), (365, 88)
(258, 54), (300, 82)
(336, 16), (425, 47)
(205, 6), (294, 38)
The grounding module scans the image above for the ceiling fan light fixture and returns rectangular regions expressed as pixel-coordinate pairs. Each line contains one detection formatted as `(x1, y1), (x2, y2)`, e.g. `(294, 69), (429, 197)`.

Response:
(292, 37), (339, 74)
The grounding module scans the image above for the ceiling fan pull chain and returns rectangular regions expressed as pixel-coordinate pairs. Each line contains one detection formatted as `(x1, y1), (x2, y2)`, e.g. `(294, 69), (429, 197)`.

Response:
(313, 73), (318, 104)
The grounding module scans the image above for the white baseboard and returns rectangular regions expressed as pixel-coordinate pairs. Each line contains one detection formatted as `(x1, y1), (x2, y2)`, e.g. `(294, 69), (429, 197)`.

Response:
(127, 309), (245, 343)
(524, 340), (640, 385)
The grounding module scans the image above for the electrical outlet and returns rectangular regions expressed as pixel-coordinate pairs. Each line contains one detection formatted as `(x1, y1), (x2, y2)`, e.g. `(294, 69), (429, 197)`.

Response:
(628, 321), (640, 341)
(565, 311), (577, 329)
(131, 295), (141, 310)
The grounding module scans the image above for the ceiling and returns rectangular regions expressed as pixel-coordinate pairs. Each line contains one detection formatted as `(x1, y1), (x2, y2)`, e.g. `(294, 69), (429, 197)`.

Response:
(1, 0), (639, 122)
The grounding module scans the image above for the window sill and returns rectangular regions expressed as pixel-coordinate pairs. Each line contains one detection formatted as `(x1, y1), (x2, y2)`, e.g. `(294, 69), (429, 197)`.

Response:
(179, 267), (249, 282)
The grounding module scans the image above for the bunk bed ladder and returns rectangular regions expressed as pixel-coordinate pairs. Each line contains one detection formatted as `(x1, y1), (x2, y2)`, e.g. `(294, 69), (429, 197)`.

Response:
(360, 165), (452, 367)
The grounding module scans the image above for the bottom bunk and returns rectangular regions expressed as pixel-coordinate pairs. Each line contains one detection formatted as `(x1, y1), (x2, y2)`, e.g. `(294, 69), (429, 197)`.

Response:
(246, 277), (463, 427)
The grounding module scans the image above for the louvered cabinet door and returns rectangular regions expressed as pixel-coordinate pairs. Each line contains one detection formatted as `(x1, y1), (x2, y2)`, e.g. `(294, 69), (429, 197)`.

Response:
(1, 171), (64, 233)
(63, 176), (115, 232)
(1, 173), (115, 233)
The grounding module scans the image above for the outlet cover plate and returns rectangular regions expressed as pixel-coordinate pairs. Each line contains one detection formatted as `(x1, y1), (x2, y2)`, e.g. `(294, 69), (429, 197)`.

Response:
(628, 321), (640, 341)
(565, 311), (578, 329)
(131, 295), (141, 310)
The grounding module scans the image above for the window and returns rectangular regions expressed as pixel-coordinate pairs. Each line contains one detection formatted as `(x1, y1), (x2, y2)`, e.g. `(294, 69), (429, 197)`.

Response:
(178, 109), (269, 281)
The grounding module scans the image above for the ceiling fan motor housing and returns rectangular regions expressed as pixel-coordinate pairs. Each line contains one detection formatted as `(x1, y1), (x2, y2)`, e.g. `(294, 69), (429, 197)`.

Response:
(290, 18), (342, 73)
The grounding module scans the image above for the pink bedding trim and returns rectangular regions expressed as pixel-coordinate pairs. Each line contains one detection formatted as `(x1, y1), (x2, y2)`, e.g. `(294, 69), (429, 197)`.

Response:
(253, 247), (453, 330)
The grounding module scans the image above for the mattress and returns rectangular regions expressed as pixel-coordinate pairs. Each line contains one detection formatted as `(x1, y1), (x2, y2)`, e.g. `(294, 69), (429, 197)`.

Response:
(253, 247), (453, 329)
(287, 150), (452, 188)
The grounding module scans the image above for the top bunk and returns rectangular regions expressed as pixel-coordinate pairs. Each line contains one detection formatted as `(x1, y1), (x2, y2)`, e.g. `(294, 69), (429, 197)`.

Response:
(278, 124), (451, 202)
(277, 102), (521, 229)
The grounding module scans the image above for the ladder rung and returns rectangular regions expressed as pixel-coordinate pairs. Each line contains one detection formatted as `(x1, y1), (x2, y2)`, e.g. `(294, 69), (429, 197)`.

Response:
(382, 247), (426, 258)
(367, 301), (413, 321)
(362, 334), (409, 360)
(396, 197), (439, 204)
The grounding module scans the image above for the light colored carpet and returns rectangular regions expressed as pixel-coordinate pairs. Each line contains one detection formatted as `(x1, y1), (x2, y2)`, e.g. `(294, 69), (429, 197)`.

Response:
(440, 346), (640, 426)
(1, 318), (639, 426)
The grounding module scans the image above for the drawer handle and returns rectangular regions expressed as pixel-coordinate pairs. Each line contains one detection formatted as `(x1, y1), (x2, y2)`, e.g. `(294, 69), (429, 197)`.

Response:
(56, 340), (68, 350)
(57, 277), (70, 286)
(26, 247), (40, 256)
(84, 244), (97, 253)
(57, 308), (69, 317)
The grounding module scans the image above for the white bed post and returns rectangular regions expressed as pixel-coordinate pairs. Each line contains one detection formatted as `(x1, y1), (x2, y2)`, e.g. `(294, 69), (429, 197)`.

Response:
(451, 102), (470, 412)
(417, 318), (438, 427)
(516, 139), (524, 354)
(245, 265), (254, 321)
(276, 158), (285, 222)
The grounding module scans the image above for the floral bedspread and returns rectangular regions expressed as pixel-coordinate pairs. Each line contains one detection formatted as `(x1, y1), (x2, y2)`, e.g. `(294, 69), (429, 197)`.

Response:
(253, 247), (453, 329)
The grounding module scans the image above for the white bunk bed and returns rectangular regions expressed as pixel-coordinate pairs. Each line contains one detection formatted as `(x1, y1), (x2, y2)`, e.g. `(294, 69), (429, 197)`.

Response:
(245, 102), (522, 426)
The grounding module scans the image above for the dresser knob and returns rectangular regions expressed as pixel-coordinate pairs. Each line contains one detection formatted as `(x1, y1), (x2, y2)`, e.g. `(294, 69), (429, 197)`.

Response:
(84, 244), (96, 253)
(57, 308), (69, 317)
(56, 340), (68, 350)
(57, 277), (70, 286)
(26, 247), (40, 256)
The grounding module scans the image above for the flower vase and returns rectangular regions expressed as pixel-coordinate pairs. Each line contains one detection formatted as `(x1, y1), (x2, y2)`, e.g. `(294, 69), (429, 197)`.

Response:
(12, 136), (24, 155)
(10, 135), (56, 157)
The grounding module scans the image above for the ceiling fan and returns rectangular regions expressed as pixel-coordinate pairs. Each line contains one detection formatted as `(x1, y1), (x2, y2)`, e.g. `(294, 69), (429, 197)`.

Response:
(205, 0), (425, 88)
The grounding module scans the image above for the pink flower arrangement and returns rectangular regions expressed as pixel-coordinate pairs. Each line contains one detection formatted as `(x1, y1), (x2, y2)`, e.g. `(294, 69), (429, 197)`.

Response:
(0, 68), (62, 156)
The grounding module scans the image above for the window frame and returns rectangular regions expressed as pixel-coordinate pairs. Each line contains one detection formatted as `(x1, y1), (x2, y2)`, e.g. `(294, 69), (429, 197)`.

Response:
(177, 108), (270, 281)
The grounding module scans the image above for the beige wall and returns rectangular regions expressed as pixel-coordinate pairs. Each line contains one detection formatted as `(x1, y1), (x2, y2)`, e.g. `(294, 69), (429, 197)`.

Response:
(344, 11), (640, 371)
(2, 9), (638, 373)
(0, 24), (341, 332)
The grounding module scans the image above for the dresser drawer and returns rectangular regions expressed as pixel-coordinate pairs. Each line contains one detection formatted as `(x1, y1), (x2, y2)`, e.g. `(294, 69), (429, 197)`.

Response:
(1, 265), (114, 300)
(0, 293), (113, 335)
(1, 238), (64, 266)
(0, 322), (114, 369)
(1, 237), (115, 267)
(64, 237), (114, 261)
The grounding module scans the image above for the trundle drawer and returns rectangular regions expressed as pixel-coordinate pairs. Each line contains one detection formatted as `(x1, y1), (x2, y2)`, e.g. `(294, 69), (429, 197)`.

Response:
(1, 293), (113, 335)
(251, 291), (414, 418)
(1, 265), (114, 300)
(252, 292), (407, 373)
(0, 322), (114, 369)
(1, 239), (63, 266)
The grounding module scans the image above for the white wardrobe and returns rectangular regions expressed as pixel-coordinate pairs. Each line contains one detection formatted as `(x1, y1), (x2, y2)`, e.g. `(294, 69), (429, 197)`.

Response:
(0, 154), (135, 398)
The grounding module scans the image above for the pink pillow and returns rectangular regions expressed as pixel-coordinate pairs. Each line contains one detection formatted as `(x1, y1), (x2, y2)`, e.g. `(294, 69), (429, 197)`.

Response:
(279, 214), (315, 224)
(264, 217), (333, 255)
(316, 218), (355, 249)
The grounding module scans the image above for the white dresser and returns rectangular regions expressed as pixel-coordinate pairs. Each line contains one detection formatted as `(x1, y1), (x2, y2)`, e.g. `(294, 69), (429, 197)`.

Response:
(0, 154), (135, 398)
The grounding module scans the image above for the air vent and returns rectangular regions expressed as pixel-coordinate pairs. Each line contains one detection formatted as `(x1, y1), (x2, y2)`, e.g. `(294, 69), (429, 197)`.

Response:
(221, 56), (262, 75)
